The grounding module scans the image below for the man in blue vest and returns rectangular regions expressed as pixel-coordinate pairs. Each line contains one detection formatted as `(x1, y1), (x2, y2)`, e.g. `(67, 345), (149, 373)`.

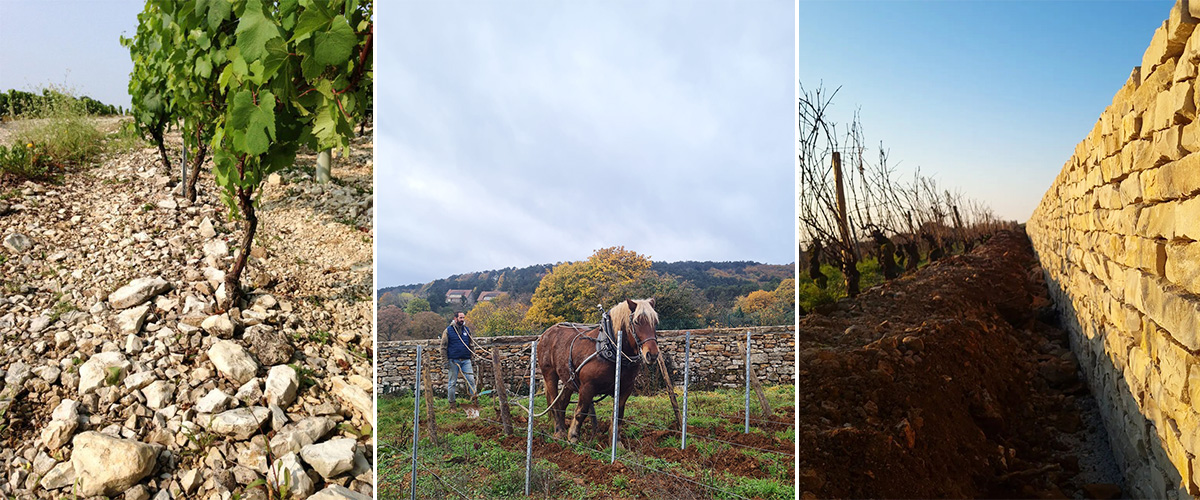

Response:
(441, 312), (476, 406)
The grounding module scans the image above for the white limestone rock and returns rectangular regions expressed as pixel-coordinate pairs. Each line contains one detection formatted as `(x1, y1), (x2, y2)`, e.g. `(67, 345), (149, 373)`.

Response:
(300, 438), (357, 479)
(108, 277), (171, 310)
(70, 431), (159, 497)
(208, 340), (258, 384)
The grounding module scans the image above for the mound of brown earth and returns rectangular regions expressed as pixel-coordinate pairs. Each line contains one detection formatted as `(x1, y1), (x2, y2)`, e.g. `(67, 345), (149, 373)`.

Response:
(797, 231), (1122, 499)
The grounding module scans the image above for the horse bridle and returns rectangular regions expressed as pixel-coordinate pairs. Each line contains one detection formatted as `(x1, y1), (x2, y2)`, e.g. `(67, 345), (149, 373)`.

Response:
(561, 307), (658, 391)
(622, 320), (657, 358)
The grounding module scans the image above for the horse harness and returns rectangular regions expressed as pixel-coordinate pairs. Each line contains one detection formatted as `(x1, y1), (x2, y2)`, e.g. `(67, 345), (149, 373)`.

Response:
(560, 311), (650, 394)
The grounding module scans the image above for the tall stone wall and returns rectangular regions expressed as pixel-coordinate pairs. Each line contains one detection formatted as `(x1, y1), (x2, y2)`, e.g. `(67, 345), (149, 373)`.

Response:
(376, 326), (794, 396)
(1027, 2), (1200, 497)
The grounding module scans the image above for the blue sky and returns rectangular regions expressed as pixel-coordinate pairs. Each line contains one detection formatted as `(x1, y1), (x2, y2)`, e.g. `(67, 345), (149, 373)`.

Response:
(799, 0), (1173, 223)
(376, 1), (794, 286)
(0, 1), (142, 109)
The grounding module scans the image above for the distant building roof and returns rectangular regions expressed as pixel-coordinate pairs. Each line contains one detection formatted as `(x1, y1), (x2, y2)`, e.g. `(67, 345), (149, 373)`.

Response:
(445, 289), (473, 299)
(478, 291), (505, 301)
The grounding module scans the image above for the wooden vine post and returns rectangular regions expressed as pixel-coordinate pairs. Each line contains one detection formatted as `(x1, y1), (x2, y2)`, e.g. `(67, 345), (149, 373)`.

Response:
(421, 350), (439, 446)
(832, 152), (860, 297)
(656, 355), (683, 430)
(740, 338), (772, 418)
(491, 347), (514, 435)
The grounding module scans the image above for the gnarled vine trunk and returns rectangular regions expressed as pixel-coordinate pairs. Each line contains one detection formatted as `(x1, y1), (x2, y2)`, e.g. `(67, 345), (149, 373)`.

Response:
(222, 157), (256, 312)
(184, 141), (207, 202)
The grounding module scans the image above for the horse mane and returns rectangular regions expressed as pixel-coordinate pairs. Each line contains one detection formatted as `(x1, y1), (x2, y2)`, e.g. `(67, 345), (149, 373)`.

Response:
(609, 299), (658, 334)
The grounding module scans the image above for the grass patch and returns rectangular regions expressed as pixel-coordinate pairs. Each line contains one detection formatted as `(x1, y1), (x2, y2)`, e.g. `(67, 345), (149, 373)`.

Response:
(379, 385), (794, 498)
(2, 85), (132, 182)
(309, 330), (333, 345)
(47, 298), (77, 324)
(289, 364), (319, 391)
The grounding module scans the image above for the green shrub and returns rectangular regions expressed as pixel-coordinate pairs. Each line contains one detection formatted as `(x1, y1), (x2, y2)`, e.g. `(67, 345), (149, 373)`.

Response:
(2, 86), (109, 181)
(12, 91), (103, 166)
(0, 142), (59, 180)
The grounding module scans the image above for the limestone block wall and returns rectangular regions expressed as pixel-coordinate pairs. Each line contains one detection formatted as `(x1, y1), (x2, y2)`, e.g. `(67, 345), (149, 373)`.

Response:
(377, 326), (794, 396)
(1027, 2), (1200, 497)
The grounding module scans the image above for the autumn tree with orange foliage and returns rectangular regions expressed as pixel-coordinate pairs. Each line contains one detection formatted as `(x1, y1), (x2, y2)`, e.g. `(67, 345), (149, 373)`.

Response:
(734, 278), (795, 326)
(525, 246), (653, 327)
(466, 293), (533, 336)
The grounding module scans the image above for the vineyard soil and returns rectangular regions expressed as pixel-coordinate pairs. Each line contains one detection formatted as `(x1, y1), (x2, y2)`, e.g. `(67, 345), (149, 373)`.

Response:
(0, 127), (374, 498)
(797, 230), (1123, 498)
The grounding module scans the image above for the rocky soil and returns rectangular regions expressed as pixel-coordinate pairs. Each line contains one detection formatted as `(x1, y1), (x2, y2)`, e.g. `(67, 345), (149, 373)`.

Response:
(797, 231), (1124, 499)
(0, 129), (374, 499)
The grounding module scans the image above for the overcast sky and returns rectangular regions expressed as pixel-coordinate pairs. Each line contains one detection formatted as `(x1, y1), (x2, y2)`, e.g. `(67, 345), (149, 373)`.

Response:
(376, 1), (795, 287)
(799, 0), (1172, 224)
(0, 1), (141, 109)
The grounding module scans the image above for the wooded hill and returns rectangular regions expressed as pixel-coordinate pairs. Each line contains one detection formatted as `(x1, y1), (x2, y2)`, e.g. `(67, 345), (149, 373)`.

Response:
(378, 260), (790, 312)
(377, 255), (794, 341)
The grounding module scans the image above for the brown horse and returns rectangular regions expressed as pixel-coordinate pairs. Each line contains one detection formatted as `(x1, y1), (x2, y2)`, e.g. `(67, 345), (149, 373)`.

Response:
(536, 298), (660, 446)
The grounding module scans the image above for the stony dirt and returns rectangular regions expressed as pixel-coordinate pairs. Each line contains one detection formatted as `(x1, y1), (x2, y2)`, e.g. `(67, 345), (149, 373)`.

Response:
(797, 231), (1124, 499)
(0, 129), (374, 499)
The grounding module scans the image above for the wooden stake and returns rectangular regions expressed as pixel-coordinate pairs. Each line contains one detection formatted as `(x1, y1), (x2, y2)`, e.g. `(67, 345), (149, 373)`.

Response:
(656, 354), (683, 430)
(832, 152), (859, 297)
(740, 339), (773, 418)
(491, 347), (514, 435)
(421, 352), (439, 446)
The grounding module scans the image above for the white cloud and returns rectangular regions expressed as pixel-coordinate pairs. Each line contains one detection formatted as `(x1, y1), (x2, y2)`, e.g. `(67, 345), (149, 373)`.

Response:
(377, 1), (794, 285)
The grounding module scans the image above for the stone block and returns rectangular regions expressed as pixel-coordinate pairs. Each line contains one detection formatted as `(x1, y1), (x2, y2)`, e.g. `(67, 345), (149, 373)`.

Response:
(1169, 0), (1199, 50)
(1097, 183), (1123, 209)
(1123, 304), (1145, 336)
(1155, 338), (1190, 400)
(1105, 132), (1123, 159)
(1177, 196), (1200, 240)
(1126, 139), (1152, 172)
(1174, 55), (1198, 82)
(1165, 241), (1200, 295)
(1148, 285), (1200, 350)
(1182, 121), (1200, 152)
(1120, 173), (1145, 205)
(1126, 267), (1152, 313)
(1124, 111), (1145, 143)
(1161, 419), (1196, 493)
(1138, 202), (1177, 239)
(1136, 59), (1180, 119)
(1128, 342), (1154, 396)
(1156, 84), (1197, 130)
(1146, 22), (1174, 83)
(1158, 154), (1200, 199)
(1144, 167), (1168, 202)
(1156, 125), (1189, 162)
(1102, 232), (1127, 259)
(1188, 396), (1200, 458)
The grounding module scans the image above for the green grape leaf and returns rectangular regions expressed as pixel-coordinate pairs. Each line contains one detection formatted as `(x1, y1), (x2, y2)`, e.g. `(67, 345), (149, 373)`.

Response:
(231, 52), (248, 79)
(229, 90), (276, 156)
(235, 0), (281, 62)
(197, 0), (230, 30)
(291, 7), (330, 42)
(299, 40), (324, 79)
(311, 103), (339, 147)
(312, 15), (355, 66)
(262, 37), (288, 76)
(217, 63), (235, 90)
(196, 57), (212, 79)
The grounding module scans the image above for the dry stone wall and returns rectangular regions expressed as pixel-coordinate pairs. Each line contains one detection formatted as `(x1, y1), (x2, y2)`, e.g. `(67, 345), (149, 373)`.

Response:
(1027, 2), (1200, 497)
(377, 326), (794, 396)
